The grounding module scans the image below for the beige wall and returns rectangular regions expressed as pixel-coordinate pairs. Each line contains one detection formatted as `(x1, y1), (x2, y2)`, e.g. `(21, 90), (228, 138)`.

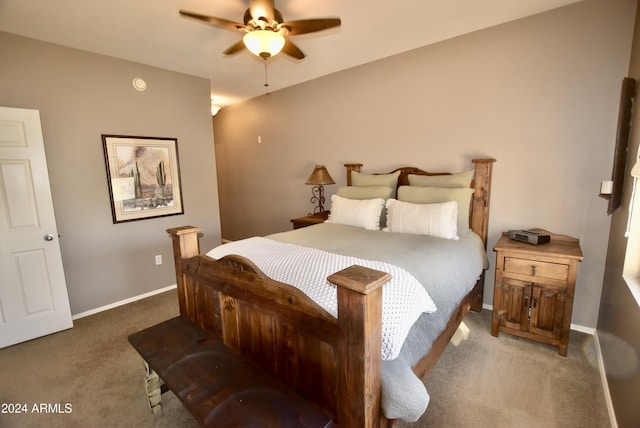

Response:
(214, 0), (637, 330)
(598, 3), (640, 426)
(0, 31), (221, 315)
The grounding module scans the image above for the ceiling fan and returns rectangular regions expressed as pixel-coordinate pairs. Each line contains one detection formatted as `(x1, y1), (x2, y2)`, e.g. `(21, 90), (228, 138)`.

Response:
(179, 0), (341, 60)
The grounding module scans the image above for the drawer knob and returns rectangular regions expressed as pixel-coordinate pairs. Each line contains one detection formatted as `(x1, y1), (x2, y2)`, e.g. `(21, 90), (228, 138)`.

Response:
(531, 264), (537, 276)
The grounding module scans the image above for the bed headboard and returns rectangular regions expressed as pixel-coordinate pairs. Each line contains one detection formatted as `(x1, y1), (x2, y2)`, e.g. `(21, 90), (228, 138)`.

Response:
(344, 158), (496, 248)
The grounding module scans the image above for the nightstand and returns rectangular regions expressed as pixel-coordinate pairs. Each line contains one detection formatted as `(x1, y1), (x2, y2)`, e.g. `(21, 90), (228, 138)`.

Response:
(290, 212), (330, 230)
(491, 229), (583, 356)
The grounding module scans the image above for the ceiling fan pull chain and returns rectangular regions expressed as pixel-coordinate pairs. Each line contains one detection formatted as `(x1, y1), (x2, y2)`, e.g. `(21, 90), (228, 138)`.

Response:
(263, 59), (269, 87)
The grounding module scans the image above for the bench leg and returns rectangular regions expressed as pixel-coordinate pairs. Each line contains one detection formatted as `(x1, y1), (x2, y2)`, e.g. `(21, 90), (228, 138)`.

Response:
(144, 361), (163, 414)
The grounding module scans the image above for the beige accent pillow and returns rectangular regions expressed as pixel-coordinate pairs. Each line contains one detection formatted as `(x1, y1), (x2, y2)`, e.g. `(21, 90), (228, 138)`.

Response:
(326, 195), (385, 230)
(351, 170), (401, 190)
(384, 199), (459, 240)
(397, 186), (473, 234)
(408, 170), (474, 188)
(336, 186), (394, 200)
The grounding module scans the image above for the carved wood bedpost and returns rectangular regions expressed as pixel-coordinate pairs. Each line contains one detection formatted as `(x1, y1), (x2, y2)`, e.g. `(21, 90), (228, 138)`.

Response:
(469, 158), (496, 312)
(470, 158), (496, 249)
(167, 226), (201, 315)
(344, 163), (363, 186)
(328, 265), (391, 428)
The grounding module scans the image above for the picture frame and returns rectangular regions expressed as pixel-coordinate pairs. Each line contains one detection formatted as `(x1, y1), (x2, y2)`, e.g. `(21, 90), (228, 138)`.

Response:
(102, 135), (184, 223)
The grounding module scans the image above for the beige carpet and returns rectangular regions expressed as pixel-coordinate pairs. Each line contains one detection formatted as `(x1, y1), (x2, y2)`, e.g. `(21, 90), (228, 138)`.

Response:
(0, 290), (609, 427)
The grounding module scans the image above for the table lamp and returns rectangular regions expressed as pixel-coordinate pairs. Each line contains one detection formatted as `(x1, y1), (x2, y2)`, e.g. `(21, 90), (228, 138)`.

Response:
(305, 165), (335, 215)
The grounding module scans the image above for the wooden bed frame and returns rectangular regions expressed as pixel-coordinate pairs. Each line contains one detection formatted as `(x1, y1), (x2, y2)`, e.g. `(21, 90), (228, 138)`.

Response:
(167, 158), (495, 427)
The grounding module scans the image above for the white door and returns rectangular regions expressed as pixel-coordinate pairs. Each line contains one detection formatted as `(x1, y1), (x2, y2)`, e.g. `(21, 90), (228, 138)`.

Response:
(0, 106), (73, 348)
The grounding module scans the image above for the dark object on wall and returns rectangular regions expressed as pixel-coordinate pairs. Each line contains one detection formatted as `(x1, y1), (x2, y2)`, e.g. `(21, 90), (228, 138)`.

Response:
(608, 77), (637, 214)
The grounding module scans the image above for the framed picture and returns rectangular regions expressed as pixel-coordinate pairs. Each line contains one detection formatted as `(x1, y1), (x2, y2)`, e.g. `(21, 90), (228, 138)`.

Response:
(102, 135), (184, 223)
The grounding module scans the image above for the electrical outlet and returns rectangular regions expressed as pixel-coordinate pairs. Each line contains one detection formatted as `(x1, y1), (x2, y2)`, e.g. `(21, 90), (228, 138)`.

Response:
(155, 255), (162, 265)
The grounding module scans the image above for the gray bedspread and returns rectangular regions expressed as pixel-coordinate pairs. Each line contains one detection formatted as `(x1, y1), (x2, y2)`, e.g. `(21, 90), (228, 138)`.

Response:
(267, 223), (487, 422)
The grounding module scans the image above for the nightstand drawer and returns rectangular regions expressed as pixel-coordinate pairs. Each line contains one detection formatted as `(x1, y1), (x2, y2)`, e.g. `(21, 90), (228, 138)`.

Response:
(504, 257), (569, 281)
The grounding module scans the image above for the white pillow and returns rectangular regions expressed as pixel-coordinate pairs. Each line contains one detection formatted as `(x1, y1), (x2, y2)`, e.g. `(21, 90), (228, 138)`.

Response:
(384, 199), (459, 240)
(336, 186), (394, 227)
(326, 195), (385, 230)
(397, 186), (473, 234)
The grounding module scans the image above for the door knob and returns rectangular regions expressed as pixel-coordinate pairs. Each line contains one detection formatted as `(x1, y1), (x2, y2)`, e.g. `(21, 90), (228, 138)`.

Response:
(44, 234), (54, 241)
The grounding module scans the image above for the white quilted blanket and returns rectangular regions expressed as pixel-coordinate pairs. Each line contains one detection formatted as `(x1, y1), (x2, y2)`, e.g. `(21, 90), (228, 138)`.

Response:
(206, 237), (436, 360)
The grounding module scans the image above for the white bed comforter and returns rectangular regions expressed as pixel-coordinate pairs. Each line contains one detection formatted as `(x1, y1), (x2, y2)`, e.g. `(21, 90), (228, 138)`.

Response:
(207, 236), (436, 360)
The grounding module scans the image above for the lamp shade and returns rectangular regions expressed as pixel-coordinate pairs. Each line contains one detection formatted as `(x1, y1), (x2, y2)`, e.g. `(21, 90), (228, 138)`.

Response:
(306, 165), (335, 185)
(243, 30), (285, 59)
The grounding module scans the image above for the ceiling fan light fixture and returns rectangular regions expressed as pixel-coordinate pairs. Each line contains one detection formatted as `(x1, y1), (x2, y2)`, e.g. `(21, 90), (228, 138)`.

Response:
(243, 30), (285, 59)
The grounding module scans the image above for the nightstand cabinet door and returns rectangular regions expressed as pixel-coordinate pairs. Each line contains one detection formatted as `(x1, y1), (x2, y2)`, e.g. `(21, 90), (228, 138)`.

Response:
(496, 278), (566, 340)
(529, 284), (566, 340)
(497, 278), (531, 332)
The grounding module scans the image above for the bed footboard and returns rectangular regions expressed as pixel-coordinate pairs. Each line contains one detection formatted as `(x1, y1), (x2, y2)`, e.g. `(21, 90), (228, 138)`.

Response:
(168, 226), (391, 427)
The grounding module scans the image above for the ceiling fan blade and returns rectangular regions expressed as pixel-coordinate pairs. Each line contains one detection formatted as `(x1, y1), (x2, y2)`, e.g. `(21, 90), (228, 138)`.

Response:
(179, 10), (244, 31)
(280, 18), (341, 36)
(223, 40), (247, 56)
(282, 39), (305, 60)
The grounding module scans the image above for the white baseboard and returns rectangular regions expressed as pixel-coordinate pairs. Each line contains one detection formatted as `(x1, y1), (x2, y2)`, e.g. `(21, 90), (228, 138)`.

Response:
(72, 284), (177, 320)
(594, 331), (618, 428)
(570, 323), (595, 335)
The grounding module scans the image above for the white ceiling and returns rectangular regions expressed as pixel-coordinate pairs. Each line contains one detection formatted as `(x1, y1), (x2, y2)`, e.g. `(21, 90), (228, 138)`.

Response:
(0, 0), (581, 107)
